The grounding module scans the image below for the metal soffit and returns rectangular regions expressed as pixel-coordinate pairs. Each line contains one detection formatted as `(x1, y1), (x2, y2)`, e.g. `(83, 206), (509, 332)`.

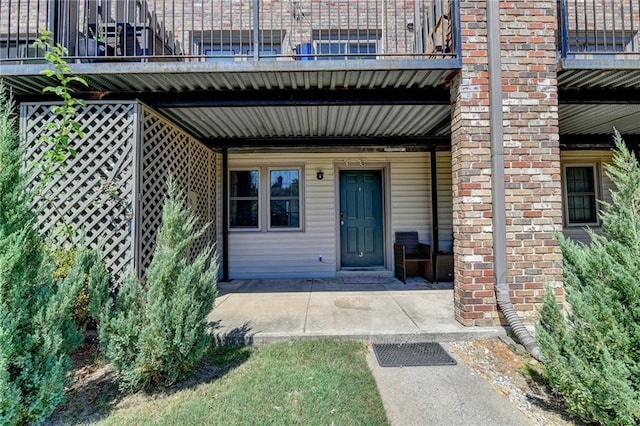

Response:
(159, 104), (452, 140)
(558, 68), (640, 89)
(10, 68), (640, 140)
(559, 104), (640, 135)
(160, 103), (640, 142)
(1, 66), (456, 96)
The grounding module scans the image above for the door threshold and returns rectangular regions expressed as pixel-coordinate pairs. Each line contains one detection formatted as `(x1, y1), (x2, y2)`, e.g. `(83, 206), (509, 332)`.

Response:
(337, 269), (393, 278)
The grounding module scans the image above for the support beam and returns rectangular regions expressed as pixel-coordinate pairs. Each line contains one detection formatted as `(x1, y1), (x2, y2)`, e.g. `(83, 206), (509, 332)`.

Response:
(559, 87), (640, 104)
(134, 88), (452, 108)
(430, 145), (439, 281)
(221, 147), (230, 282)
(201, 136), (451, 150)
(560, 133), (640, 147)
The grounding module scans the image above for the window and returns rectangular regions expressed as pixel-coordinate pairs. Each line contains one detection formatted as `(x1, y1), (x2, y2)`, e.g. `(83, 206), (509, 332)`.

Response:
(564, 165), (598, 225)
(230, 170), (259, 228)
(204, 47), (236, 61)
(269, 169), (300, 228)
(204, 46), (280, 62)
(229, 167), (303, 231)
(316, 40), (376, 60)
(192, 29), (285, 61)
(313, 29), (380, 60)
(566, 29), (635, 54)
(0, 38), (43, 61)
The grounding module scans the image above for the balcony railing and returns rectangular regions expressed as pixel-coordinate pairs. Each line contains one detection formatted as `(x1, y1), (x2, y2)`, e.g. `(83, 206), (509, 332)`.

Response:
(559, 0), (640, 58)
(0, 0), (459, 64)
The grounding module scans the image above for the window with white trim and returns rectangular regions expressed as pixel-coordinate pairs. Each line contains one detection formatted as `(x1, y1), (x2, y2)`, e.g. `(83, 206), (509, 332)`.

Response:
(564, 164), (599, 225)
(312, 29), (380, 60)
(229, 167), (303, 231)
(203, 46), (281, 61)
(192, 29), (285, 61)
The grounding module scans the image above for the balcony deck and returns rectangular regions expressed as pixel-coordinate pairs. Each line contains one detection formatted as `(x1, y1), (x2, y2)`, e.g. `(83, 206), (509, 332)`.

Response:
(558, 0), (640, 89)
(1, 59), (460, 96)
(0, 0), (461, 96)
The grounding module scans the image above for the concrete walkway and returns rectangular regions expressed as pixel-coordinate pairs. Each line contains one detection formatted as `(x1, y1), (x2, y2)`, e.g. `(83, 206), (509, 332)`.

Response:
(366, 347), (533, 425)
(208, 277), (531, 425)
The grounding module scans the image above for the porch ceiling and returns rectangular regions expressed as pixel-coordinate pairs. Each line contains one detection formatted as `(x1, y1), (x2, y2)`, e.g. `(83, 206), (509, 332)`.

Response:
(559, 104), (640, 136)
(157, 98), (639, 145)
(158, 103), (452, 143)
(558, 68), (640, 89)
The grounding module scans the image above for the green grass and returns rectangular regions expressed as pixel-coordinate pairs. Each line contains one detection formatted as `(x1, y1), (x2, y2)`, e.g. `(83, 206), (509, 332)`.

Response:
(100, 340), (389, 426)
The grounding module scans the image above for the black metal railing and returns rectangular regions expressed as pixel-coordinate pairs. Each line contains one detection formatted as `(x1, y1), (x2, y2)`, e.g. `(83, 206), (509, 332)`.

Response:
(559, 0), (640, 57)
(0, 0), (459, 64)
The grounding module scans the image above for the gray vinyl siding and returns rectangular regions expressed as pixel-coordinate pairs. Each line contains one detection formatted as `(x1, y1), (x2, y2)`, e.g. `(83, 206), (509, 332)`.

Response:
(561, 150), (615, 245)
(222, 151), (452, 279)
(390, 154), (431, 242)
(436, 152), (454, 252)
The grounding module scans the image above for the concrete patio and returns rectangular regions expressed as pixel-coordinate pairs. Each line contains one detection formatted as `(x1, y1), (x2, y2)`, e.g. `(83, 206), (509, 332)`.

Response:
(208, 277), (506, 345)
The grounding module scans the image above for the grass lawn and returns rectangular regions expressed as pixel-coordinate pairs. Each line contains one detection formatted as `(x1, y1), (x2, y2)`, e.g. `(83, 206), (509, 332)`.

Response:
(100, 340), (389, 425)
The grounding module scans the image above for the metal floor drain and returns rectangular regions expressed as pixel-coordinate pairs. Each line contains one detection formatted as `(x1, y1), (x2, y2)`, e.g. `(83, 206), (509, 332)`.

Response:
(373, 342), (457, 367)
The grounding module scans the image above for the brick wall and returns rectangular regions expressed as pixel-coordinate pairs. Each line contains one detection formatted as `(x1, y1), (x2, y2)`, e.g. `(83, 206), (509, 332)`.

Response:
(450, 0), (564, 326)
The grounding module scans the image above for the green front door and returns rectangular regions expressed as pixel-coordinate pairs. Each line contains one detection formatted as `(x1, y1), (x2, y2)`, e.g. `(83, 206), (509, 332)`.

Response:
(340, 170), (384, 267)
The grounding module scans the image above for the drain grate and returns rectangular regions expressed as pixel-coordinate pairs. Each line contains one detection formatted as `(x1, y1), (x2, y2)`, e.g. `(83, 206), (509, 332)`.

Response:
(372, 342), (457, 367)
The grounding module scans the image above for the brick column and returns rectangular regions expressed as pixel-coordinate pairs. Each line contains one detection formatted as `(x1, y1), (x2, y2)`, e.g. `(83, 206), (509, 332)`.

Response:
(451, 0), (563, 326)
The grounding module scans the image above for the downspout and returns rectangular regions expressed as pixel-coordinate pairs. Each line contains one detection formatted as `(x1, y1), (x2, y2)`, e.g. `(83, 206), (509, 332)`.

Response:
(486, 0), (541, 361)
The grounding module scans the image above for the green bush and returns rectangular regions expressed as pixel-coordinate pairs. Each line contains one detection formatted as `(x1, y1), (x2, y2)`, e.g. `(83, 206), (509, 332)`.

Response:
(98, 179), (218, 392)
(537, 130), (640, 425)
(0, 85), (107, 424)
(52, 247), (107, 329)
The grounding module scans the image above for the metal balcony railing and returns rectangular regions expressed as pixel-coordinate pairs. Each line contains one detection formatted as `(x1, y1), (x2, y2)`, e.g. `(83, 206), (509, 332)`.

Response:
(559, 0), (640, 58)
(0, 0), (459, 64)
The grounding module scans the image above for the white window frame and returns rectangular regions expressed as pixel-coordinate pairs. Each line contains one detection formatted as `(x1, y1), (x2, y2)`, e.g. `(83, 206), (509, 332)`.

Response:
(563, 163), (601, 227)
(313, 40), (378, 60)
(312, 29), (380, 60)
(203, 45), (282, 62)
(192, 29), (285, 62)
(228, 165), (304, 233)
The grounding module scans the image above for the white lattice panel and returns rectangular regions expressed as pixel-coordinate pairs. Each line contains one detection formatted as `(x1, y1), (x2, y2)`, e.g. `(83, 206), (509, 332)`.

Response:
(21, 102), (137, 285)
(139, 106), (216, 275)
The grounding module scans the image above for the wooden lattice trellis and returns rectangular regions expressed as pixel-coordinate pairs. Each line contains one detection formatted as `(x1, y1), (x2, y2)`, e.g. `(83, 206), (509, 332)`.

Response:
(20, 100), (216, 286)
(139, 106), (216, 275)
(189, 140), (216, 258)
(21, 102), (137, 285)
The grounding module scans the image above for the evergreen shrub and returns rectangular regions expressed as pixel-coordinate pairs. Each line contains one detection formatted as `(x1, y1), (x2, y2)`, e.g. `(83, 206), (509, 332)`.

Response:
(98, 179), (218, 392)
(537, 130), (640, 425)
(0, 86), (107, 424)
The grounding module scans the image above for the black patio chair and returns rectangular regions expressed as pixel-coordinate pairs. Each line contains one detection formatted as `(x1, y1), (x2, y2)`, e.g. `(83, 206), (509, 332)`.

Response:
(393, 232), (432, 283)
